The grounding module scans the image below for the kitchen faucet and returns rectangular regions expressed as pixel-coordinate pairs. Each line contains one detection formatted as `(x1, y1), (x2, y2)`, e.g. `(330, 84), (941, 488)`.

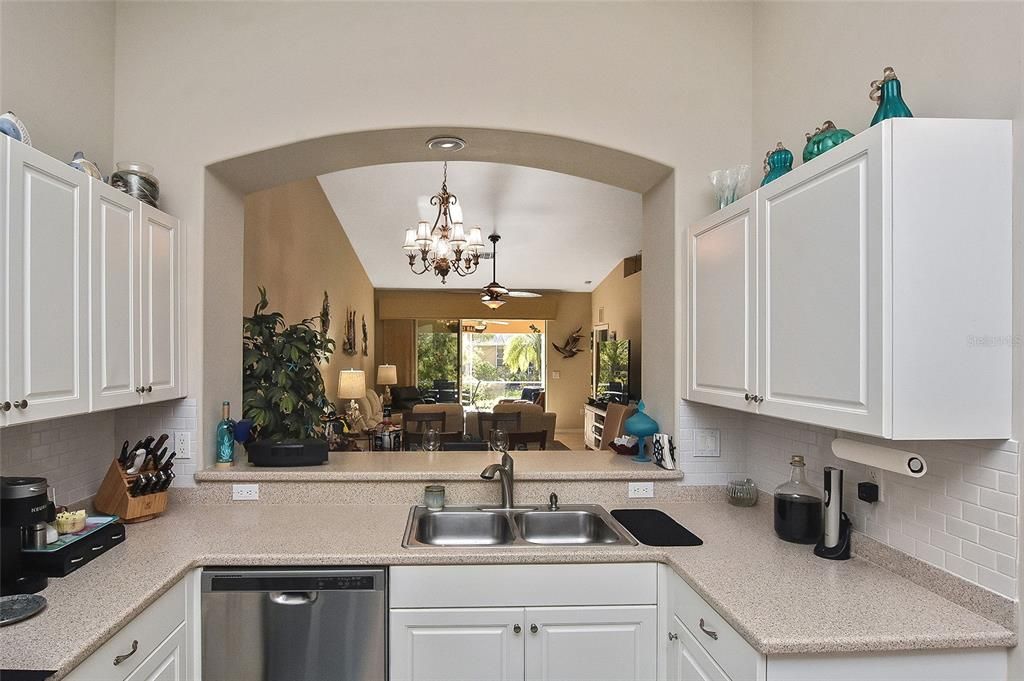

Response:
(480, 453), (515, 509)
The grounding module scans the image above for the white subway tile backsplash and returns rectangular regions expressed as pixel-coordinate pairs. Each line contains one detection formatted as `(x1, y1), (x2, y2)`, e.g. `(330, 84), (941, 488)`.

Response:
(719, 402), (1020, 600)
(979, 488), (1016, 514)
(0, 398), (200, 503)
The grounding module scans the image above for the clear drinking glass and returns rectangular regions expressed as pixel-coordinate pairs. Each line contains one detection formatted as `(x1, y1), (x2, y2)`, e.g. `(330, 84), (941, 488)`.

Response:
(423, 428), (441, 452)
(491, 429), (509, 454)
(424, 485), (445, 510)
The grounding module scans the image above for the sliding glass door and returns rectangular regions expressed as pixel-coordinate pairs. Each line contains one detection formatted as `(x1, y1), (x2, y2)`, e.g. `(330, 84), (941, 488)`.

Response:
(415, 320), (460, 403)
(461, 321), (545, 410)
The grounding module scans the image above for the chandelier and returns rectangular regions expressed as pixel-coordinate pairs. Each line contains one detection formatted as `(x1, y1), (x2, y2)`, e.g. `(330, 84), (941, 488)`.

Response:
(402, 161), (485, 283)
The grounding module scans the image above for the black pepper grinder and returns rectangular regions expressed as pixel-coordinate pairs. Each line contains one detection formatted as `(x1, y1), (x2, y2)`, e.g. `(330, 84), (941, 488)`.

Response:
(814, 466), (851, 560)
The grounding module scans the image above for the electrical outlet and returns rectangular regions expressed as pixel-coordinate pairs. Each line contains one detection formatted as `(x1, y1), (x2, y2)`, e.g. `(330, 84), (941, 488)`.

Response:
(174, 431), (191, 459)
(694, 429), (720, 458)
(866, 467), (884, 502)
(628, 482), (654, 498)
(552, 371), (561, 379)
(232, 484), (259, 501)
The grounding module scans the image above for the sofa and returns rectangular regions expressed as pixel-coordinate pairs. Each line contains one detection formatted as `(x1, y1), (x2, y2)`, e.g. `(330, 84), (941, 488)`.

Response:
(391, 386), (435, 413)
(465, 403), (557, 441)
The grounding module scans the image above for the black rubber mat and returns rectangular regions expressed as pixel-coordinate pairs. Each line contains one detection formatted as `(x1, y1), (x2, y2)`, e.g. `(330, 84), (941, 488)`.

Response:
(611, 509), (703, 546)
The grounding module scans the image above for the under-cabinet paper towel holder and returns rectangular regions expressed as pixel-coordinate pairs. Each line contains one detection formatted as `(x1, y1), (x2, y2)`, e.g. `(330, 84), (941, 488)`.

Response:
(831, 438), (927, 478)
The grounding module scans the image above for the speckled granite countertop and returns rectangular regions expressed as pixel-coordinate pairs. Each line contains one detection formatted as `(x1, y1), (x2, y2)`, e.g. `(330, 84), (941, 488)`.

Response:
(194, 450), (684, 482)
(1, 500), (1014, 676)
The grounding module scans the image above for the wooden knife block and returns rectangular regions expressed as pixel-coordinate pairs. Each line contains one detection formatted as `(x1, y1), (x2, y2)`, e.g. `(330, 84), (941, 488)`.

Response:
(94, 459), (168, 523)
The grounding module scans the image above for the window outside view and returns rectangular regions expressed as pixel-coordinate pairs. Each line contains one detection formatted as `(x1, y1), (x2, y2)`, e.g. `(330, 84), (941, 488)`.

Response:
(415, 320), (545, 410)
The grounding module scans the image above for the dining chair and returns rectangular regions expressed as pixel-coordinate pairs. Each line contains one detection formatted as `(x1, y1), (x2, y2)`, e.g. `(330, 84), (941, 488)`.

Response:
(477, 412), (521, 441)
(507, 430), (548, 450)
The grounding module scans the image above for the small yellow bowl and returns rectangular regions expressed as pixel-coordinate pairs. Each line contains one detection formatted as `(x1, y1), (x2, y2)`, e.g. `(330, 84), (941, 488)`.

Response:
(55, 510), (87, 534)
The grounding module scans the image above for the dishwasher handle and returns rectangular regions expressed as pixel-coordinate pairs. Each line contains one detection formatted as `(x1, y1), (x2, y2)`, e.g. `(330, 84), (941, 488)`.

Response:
(269, 591), (319, 606)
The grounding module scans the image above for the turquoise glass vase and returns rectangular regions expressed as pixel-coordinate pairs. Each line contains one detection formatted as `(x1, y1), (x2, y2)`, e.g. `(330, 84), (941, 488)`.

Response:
(760, 143), (793, 187)
(624, 401), (659, 463)
(869, 67), (913, 126)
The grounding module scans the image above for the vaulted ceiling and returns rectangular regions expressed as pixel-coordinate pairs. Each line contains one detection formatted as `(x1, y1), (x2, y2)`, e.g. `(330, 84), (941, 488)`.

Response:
(317, 161), (642, 292)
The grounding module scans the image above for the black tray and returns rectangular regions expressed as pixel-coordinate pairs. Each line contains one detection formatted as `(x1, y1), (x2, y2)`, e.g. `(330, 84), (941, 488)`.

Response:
(22, 522), (125, 577)
(611, 509), (703, 546)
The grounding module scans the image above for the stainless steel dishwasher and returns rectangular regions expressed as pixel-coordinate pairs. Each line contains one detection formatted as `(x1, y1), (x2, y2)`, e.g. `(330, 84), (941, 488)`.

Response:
(202, 568), (387, 681)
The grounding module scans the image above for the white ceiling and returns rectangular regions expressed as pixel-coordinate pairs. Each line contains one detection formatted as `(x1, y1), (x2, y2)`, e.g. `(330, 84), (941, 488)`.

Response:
(317, 161), (642, 292)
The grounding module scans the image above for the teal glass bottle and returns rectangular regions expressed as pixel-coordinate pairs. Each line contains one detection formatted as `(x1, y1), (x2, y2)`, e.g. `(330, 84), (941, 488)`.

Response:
(624, 401), (659, 463)
(216, 401), (236, 465)
(760, 143), (793, 186)
(869, 67), (913, 126)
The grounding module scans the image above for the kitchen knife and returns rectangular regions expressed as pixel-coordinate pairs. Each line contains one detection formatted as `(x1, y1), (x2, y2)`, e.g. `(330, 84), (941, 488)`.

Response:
(117, 441), (130, 468)
(151, 434), (169, 460)
(152, 447), (169, 470)
(160, 451), (177, 471)
(125, 452), (140, 474)
(158, 470), (176, 491)
(128, 475), (145, 497)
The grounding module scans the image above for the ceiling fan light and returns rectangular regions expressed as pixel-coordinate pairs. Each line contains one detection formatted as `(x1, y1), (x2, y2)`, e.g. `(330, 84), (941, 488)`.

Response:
(481, 296), (506, 310)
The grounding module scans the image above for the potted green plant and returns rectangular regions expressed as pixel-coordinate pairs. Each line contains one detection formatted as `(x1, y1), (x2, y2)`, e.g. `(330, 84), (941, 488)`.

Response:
(241, 287), (335, 465)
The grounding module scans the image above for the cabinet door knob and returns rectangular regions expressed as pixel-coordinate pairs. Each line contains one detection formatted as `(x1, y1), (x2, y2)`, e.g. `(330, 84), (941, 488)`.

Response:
(13, 399), (28, 409)
(113, 639), (138, 666)
(744, 393), (752, 402)
(135, 386), (144, 394)
(145, 385), (153, 393)
(513, 624), (522, 634)
(530, 624), (539, 634)
(668, 632), (679, 641)
(755, 395), (764, 403)
(0, 401), (10, 412)
(698, 618), (719, 640)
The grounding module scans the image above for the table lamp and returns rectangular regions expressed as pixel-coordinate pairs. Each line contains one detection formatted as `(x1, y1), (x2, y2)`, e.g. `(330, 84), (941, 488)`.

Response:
(377, 364), (398, 416)
(338, 369), (366, 423)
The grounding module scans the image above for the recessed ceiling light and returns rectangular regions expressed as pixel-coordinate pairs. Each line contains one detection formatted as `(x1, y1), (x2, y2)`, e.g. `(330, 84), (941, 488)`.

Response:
(584, 280), (592, 285)
(426, 136), (466, 152)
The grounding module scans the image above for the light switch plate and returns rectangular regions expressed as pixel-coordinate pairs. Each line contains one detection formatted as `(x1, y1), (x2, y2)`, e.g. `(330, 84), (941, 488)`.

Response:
(232, 484), (259, 501)
(552, 371), (561, 379)
(694, 429), (720, 458)
(628, 482), (654, 498)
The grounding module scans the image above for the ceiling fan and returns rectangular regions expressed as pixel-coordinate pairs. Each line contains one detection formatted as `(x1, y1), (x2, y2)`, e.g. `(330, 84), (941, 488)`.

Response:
(462, 320), (510, 333)
(480, 234), (542, 309)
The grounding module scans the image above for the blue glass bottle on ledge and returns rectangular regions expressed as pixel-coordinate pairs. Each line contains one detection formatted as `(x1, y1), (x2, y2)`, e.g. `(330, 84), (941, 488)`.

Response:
(216, 401), (236, 466)
(869, 66), (913, 126)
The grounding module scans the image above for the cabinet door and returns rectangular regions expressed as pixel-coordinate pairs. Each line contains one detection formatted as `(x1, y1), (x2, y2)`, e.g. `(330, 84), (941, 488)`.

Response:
(92, 181), (142, 410)
(5, 140), (90, 424)
(756, 127), (887, 436)
(667, 615), (730, 681)
(0, 138), (8, 425)
(140, 205), (182, 402)
(687, 194), (757, 411)
(390, 607), (525, 681)
(124, 622), (188, 681)
(525, 605), (656, 681)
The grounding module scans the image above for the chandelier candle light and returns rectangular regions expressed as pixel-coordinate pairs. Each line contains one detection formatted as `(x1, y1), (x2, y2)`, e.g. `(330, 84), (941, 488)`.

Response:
(402, 161), (486, 283)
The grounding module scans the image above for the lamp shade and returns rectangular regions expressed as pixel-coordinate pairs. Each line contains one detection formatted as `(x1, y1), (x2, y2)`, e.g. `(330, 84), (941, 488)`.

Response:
(337, 369), (366, 399)
(376, 364), (398, 385)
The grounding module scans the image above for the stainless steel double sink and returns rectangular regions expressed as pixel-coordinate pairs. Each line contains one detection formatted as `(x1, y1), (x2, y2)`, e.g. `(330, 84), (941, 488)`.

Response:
(402, 504), (637, 548)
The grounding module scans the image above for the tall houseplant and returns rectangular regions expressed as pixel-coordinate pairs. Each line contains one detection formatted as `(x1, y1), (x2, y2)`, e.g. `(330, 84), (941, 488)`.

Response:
(242, 287), (335, 442)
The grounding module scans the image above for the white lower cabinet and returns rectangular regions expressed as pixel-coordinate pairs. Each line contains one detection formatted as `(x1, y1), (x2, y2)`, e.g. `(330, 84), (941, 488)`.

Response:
(64, 570), (199, 681)
(390, 564), (658, 681)
(667, 614), (728, 681)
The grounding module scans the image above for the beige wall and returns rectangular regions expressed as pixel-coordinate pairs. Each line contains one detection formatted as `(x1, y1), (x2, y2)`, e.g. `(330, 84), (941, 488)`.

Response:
(592, 259), (642, 400)
(243, 178), (375, 402)
(374, 290), (592, 430)
(0, 1), (116, 172)
(108, 1), (755, 460)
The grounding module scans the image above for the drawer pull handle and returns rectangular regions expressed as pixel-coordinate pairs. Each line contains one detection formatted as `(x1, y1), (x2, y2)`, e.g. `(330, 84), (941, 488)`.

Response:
(513, 624), (522, 634)
(113, 640), (138, 666)
(70, 557), (85, 564)
(530, 624), (539, 634)
(698, 618), (718, 640)
(668, 632), (679, 641)
(109, 534), (123, 540)
(91, 545), (105, 551)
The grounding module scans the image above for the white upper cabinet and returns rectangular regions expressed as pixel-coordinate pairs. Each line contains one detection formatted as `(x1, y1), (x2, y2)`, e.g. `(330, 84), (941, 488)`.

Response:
(91, 181), (141, 410)
(688, 194), (758, 412)
(686, 119), (1012, 440)
(140, 206), (183, 402)
(756, 127), (886, 434)
(1, 138), (185, 427)
(3, 138), (90, 425)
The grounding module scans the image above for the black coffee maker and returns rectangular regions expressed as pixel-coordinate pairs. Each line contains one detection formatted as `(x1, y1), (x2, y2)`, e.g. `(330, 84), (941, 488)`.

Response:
(1, 476), (51, 595)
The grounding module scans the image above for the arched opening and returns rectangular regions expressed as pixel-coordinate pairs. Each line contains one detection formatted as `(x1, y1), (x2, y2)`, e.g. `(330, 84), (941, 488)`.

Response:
(200, 126), (676, 464)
